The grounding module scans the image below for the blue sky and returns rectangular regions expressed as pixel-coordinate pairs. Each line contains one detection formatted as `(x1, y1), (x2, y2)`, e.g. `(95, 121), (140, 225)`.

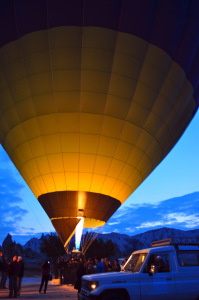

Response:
(0, 110), (199, 245)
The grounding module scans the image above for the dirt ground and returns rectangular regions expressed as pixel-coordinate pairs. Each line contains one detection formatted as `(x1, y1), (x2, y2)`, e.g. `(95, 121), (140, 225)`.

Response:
(0, 258), (78, 299)
(0, 278), (78, 299)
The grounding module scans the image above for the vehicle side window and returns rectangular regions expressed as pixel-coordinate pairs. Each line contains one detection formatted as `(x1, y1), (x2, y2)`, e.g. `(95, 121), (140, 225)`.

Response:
(143, 253), (170, 273)
(177, 250), (199, 267)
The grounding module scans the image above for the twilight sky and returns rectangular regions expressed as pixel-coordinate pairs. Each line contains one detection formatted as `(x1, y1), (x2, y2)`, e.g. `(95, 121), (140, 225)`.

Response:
(0, 110), (199, 245)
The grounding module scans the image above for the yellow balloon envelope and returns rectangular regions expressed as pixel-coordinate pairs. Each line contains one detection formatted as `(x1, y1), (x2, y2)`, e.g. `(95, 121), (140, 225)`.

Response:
(0, 0), (198, 247)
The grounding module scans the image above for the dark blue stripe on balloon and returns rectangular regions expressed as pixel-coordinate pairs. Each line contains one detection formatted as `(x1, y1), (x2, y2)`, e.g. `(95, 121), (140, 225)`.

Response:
(0, 0), (198, 57)
(84, 0), (122, 30)
(150, 1), (188, 57)
(0, 0), (17, 46)
(174, 0), (199, 73)
(119, 0), (158, 42)
(15, 0), (47, 37)
(188, 48), (199, 90)
(194, 87), (199, 106)
(48, 0), (84, 27)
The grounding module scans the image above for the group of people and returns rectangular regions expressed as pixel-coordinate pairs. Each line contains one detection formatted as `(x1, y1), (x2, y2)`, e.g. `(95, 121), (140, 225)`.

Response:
(38, 256), (125, 294)
(0, 254), (24, 298)
(54, 255), (127, 294)
(1, 253), (126, 296)
(74, 257), (122, 293)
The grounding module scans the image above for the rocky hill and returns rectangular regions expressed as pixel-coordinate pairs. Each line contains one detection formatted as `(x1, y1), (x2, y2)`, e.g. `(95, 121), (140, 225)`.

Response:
(1, 227), (199, 258)
(22, 227), (199, 257)
(23, 237), (43, 253)
(95, 227), (199, 256)
(131, 227), (199, 249)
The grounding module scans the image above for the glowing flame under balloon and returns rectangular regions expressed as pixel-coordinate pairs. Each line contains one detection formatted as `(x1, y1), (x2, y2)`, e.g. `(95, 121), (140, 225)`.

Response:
(75, 218), (84, 251)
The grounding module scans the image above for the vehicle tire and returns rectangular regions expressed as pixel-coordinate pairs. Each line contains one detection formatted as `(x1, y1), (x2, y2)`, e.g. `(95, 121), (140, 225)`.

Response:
(101, 292), (125, 300)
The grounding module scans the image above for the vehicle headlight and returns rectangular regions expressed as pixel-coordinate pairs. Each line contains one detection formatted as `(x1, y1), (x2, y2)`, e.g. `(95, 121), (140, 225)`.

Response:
(89, 281), (98, 291)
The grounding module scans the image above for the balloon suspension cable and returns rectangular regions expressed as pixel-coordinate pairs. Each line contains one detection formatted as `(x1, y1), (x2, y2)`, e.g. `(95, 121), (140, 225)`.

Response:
(64, 240), (70, 254)
(0, 146), (63, 255)
(81, 225), (104, 255)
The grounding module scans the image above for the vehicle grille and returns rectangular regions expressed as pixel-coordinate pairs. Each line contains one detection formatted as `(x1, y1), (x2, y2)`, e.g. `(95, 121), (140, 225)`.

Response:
(82, 279), (90, 291)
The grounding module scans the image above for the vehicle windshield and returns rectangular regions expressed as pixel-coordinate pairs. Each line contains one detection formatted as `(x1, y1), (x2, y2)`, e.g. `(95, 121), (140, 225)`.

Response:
(123, 253), (148, 273)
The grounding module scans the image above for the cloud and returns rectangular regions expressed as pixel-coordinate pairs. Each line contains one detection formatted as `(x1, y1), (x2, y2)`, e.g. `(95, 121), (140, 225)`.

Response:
(125, 227), (136, 233)
(136, 221), (165, 229)
(166, 212), (199, 228)
(107, 222), (120, 226)
(135, 212), (199, 229)
(0, 148), (31, 240)
(103, 192), (199, 235)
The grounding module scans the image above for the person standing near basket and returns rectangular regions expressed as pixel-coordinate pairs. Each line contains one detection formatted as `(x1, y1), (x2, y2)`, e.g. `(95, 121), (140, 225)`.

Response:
(8, 256), (18, 298)
(39, 261), (51, 294)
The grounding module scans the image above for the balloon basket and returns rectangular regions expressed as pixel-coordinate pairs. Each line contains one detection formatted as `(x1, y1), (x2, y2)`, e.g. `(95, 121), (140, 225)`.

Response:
(52, 278), (60, 285)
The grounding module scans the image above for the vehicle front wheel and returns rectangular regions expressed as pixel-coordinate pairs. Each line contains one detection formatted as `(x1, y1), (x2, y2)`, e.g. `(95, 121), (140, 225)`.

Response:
(101, 292), (125, 300)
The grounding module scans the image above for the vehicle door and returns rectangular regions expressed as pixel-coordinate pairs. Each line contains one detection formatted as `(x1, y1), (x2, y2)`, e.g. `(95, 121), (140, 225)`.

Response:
(140, 252), (176, 300)
(174, 249), (199, 300)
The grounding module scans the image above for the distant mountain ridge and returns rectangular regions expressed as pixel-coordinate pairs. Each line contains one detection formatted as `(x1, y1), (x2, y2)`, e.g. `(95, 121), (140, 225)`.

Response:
(21, 227), (199, 257)
(1, 227), (199, 258)
(96, 227), (199, 256)
(23, 237), (44, 253)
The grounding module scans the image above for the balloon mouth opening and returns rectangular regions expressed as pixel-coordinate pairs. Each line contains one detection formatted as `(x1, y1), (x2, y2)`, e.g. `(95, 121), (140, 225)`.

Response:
(50, 216), (105, 248)
(50, 216), (105, 228)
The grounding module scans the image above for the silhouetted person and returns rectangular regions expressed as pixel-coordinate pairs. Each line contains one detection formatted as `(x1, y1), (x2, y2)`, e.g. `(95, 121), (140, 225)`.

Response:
(86, 262), (95, 274)
(8, 256), (18, 298)
(39, 261), (50, 294)
(17, 256), (24, 296)
(111, 259), (120, 272)
(75, 261), (86, 293)
(95, 258), (104, 273)
(0, 252), (3, 286)
(1, 255), (8, 289)
(58, 258), (66, 284)
(54, 257), (59, 279)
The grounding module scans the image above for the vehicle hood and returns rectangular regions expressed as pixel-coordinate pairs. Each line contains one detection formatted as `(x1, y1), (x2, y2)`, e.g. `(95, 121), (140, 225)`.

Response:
(82, 271), (139, 282)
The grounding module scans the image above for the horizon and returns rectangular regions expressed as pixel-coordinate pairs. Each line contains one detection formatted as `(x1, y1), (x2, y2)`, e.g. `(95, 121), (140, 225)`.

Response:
(1, 222), (199, 247)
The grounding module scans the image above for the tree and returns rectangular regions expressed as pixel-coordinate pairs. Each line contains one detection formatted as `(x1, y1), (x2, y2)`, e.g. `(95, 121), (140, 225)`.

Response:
(2, 234), (23, 261)
(40, 233), (66, 260)
(85, 238), (116, 259)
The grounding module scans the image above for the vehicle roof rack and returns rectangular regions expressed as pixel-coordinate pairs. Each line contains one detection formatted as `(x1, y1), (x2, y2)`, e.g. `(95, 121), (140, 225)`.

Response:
(151, 237), (199, 248)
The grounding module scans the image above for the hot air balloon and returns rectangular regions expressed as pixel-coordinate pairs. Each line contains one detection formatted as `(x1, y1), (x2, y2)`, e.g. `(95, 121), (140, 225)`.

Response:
(0, 0), (199, 249)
